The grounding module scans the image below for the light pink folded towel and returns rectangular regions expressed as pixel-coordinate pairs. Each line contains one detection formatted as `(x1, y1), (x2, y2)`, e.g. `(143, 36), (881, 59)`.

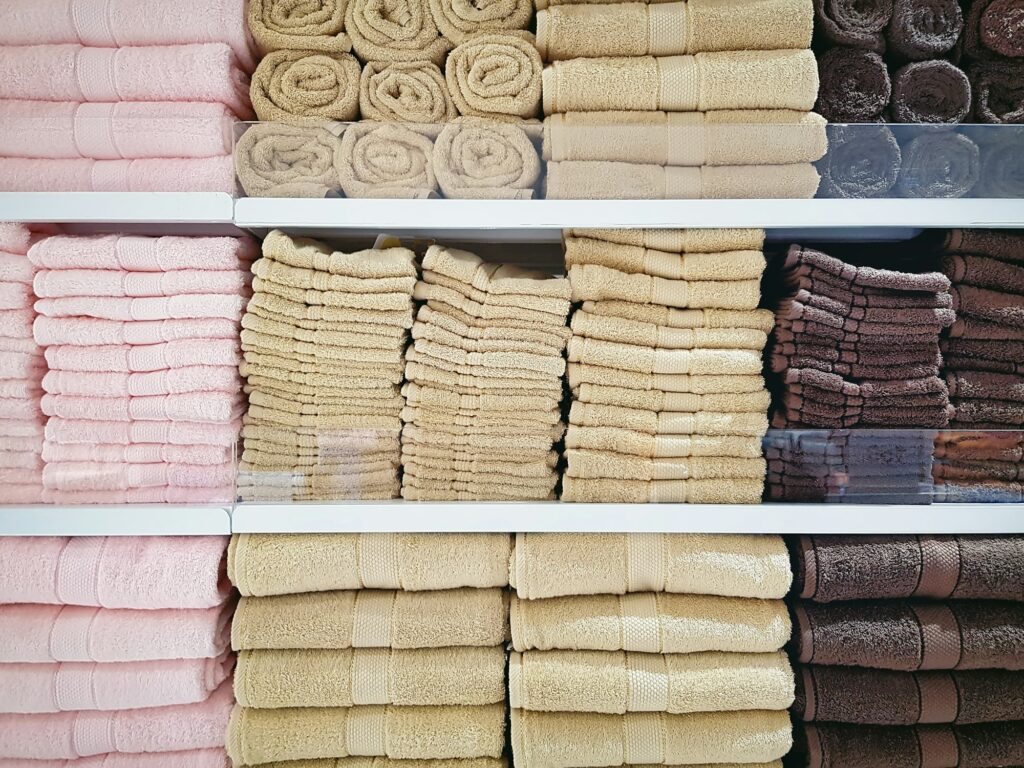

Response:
(0, 678), (232, 759)
(0, 437), (42, 454)
(44, 418), (239, 447)
(44, 340), (240, 372)
(0, 351), (44, 380)
(0, 381), (40, 400)
(0, 451), (43, 471)
(40, 486), (235, 505)
(34, 295), (247, 322)
(0, 157), (236, 194)
(0, 337), (38, 355)
(0, 224), (57, 256)
(29, 235), (257, 272)
(0, 44), (252, 117)
(34, 270), (250, 299)
(41, 443), (232, 467)
(34, 318), (240, 347)
(43, 461), (235, 491)
(4, 485), (44, 504)
(0, 398), (41, 420)
(43, 367), (241, 397)
(0, 748), (230, 768)
(0, 536), (230, 609)
(0, 284), (33, 310)
(0, 422), (44, 439)
(0, 309), (35, 337)
(41, 393), (243, 423)
(0, 252), (36, 284)
(0, 653), (233, 713)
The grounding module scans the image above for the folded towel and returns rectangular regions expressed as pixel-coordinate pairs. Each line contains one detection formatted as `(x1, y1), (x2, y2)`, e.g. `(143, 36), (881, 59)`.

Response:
(566, 238), (765, 281)
(0, 749), (230, 768)
(45, 418), (239, 447)
(263, 230), (419, 278)
(253, 274), (413, 311)
(568, 364), (765, 397)
(434, 118), (540, 199)
(935, 460), (1024, 482)
(569, 337), (762, 377)
(30, 235), (255, 272)
(446, 32), (542, 118)
(359, 61), (457, 123)
(947, 370), (1024, 402)
(251, 50), (361, 121)
(891, 60), (971, 123)
(887, 0), (963, 59)
(933, 480), (1024, 502)
(944, 338), (1024, 365)
(963, 0), (1024, 59)
(403, 360), (563, 399)
(575, 385), (770, 415)
(42, 443), (231, 467)
(235, 123), (340, 198)
(40, 486), (235, 505)
(253, 254), (416, 294)
(0, 157), (236, 194)
(943, 228), (1024, 262)
(895, 131), (980, 198)
(35, 294), (246, 322)
(581, 300), (774, 331)
(404, 382), (560, 413)
(570, 265), (761, 309)
(951, 397), (1024, 425)
(430, 0), (532, 42)
(346, 0), (452, 65)
(817, 124), (900, 198)
(43, 461), (235, 492)
(41, 393), (241, 423)
(249, 0), (350, 53)
(562, 475), (764, 502)
(943, 254), (1024, 295)
(44, 340), (239, 373)
(953, 284), (1024, 329)
(566, 450), (766, 481)
(35, 317), (239, 347)
(43, 367), (239, 398)
(34, 269), (248, 299)
(787, 245), (950, 292)
(401, 422), (561, 456)
(967, 59), (1024, 124)
(426, 246), (570, 298)
(813, 0), (892, 51)
(414, 306), (570, 353)
(337, 123), (437, 199)
(571, 228), (765, 252)
(934, 431), (1024, 463)
(573, 315), (766, 351)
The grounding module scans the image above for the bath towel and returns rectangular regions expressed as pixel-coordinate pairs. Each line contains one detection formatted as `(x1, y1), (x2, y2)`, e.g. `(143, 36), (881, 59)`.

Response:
(405, 345), (562, 382)
(251, 50), (361, 121)
(39, 486), (235, 505)
(565, 238), (765, 281)
(943, 254), (1024, 293)
(34, 269), (248, 299)
(561, 475), (764, 502)
(813, 0), (892, 51)
(581, 301), (774, 331)
(235, 123), (341, 198)
(816, 123), (900, 198)
(566, 450), (766, 481)
(253, 254), (416, 294)
(360, 61), (456, 123)
(42, 443), (231, 467)
(45, 418), (239, 447)
(967, 59), (1024, 124)
(346, 0), (452, 65)
(425, 246), (570, 298)
(34, 294), (247, 322)
(262, 230), (419, 278)
(41, 393), (241, 424)
(411, 339), (564, 376)
(886, 0), (962, 59)
(337, 123), (437, 198)
(414, 305), (570, 352)
(895, 131), (980, 198)
(572, 228), (765, 253)
(943, 229), (1024, 262)
(567, 364), (765, 396)
(573, 314), (766, 350)
(36, 317), (239, 347)
(42, 367), (239, 398)
(570, 265), (761, 309)
(446, 32), (542, 118)
(43, 461), (235, 492)
(0, 750), (230, 768)
(0, 157), (237, 194)
(891, 60), (971, 123)
(44, 340), (239, 373)
(404, 382), (560, 412)
(947, 371), (1024, 402)
(575, 385), (770, 414)
(963, 0), (1024, 59)
(568, 336), (762, 375)
(433, 118), (540, 198)
(430, 0), (532, 42)
(785, 245), (950, 292)
(249, 0), (350, 53)
(943, 337), (1024, 363)
(29, 235), (256, 272)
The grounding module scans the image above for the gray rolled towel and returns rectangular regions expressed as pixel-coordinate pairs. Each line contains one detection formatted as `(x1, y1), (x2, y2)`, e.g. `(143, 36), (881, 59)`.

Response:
(896, 130), (980, 198)
(817, 124), (901, 199)
(892, 60), (972, 123)
(966, 126), (1024, 198)
(815, 47), (891, 122)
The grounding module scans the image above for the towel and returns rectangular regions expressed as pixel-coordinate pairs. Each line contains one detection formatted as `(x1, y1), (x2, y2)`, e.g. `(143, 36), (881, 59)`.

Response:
(891, 60), (971, 123)
(249, 0), (350, 53)
(566, 238), (764, 281)
(943, 229), (1024, 262)
(33, 269), (248, 299)
(43, 461), (235, 492)
(951, 284), (1024, 329)
(0, 750), (230, 768)
(35, 317), (239, 347)
(415, 305), (571, 352)
(405, 382), (560, 412)
(433, 118), (540, 198)
(963, 0), (1024, 59)
(262, 230), (419, 278)
(817, 124), (900, 198)
(566, 450), (766, 481)
(570, 265), (761, 309)
(45, 418), (239, 447)
(41, 392), (240, 423)
(943, 254), (1024, 294)
(359, 61), (457, 123)
(887, 0), (963, 59)
(581, 300), (774, 331)
(813, 0), (892, 51)
(815, 47), (890, 122)
(426, 245), (571, 297)
(895, 131), (980, 198)
(446, 32), (542, 118)
(787, 245), (950, 292)
(569, 337), (762, 376)
(337, 123), (438, 198)
(346, 0), (452, 65)
(430, 0), (532, 41)
(561, 475), (764, 502)
(947, 371), (1024, 402)
(254, 249), (417, 294)
(403, 360), (563, 397)
(573, 228), (765, 252)
(573, 313), (766, 349)
(34, 294), (247, 322)
(30, 235), (256, 272)
(42, 443), (231, 467)
(251, 50), (361, 121)
(966, 59), (1023, 125)
(44, 340), (239, 373)
(568, 365), (765, 398)
(0, 157), (236, 194)
(235, 123), (341, 198)
(42, 367), (239, 398)
(39, 486), (235, 505)
(575, 385), (770, 415)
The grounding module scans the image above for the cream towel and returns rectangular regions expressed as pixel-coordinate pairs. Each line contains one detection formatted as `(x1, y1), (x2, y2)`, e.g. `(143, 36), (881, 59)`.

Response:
(425, 298), (569, 333)
(405, 360), (564, 397)
(568, 336), (762, 375)
(246, 303), (409, 340)
(566, 237), (764, 280)
(537, 0), (673, 7)
(404, 486), (556, 501)
(263, 230), (419, 279)
(423, 273), (571, 317)
(238, 466), (400, 495)
(511, 591), (790, 652)
(238, 485), (398, 502)
(247, 404), (401, 430)
(337, 123), (438, 198)
(252, 50), (361, 121)
(434, 118), (540, 199)
(403, 411), (565, 439)
(417, 304), (571, 351)
(403, 445), (558, 477)
(229, 533), (512, 595)
(241, 426), (401, 458)
(570, 228), (764, 252)
(235, 123), (340, 198)
(402, 405), (561, 429)
(573, 312), (766, 350)
(248, 292), (414, 327)
(247, 380), (402, 402)
(575, 383), (770, 413)
(242, 329), (404, 363)
(346, 0), (453, 65)
(581, 300), (775, 332)
(228, 704), (506, 764)
(249, 390), (404, 415)
(567, 363), (764, 393)
(243, 313), (407, 350)
(239, 759), (509, 768)
(570, 401), (768, 436)
(403, 474), (558, 500)
(243, 350), (404, 381)
(403, 461), (558, 489)
(253, 255), (418, 294)
(446, 32), (543, 118)
(430, 0), (532, 41)
(406, 345), (562, 381)
(360, 61), (457, 123)
(414, 316), (564, 355)
(240, 452), (398, 473)
(403, 422), (563, 455)
(249, 0), (351, 53)
(562, 475), (764, 502)
(509, 533), (790, 599)
(563, 425), (763, 459)
(404, 381), (561, 412)
(569, 265), (760, 309)
(425, 244), (572, 299)
(412, 338), (566, 376)
(542, 50), (819, 114)
(509, 650), (793, 712)
(253, 276), (413, 311)
(567, 449), (766, 480)
(410, 286), (563, 324)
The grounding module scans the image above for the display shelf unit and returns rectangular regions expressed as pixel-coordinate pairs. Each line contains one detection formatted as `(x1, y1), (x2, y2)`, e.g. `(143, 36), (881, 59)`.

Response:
(0, 505), (232, 536)
(0, 192), (236, 227)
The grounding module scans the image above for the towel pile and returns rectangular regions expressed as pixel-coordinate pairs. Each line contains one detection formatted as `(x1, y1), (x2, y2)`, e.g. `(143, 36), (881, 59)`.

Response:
(29, 233), (254, 504)
(0, 536), (235, 766)
(226, 532), (511, 767)
(0, 0), (255, 192)
(237, 230), (415, 501)
(765, 243), (956, 503)
(788, 534), (1024, 768)
(510, 533), (795, 768)
(401, 244), (571, 500)
(562, 228), (772, 503)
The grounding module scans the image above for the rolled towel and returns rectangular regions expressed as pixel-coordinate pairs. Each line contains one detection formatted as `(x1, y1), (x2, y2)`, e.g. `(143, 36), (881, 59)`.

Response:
(429, 0), (532, 43)
(337, 123), (437, 198)
(891, 60), (971, 123)
(359, 61), (457, 122)
(967, 59), (1024, 124)
(970, 126), (1024, 197)
(817, 124), (901, 198)
(963, 0), (1024, 59)
(446, 32), (542, 118)
(814, 47), (891, 122)
(569, 264), (761, 309)
(346, 0), (452, 65)
(886, 0), (963, 59)
(0, 157), (236, 194)
(251, 50), (361, 121)
(249, 0), (351, 53)
(813, 0), (893, 51)
(895, 130), (980, 198)
(434, 118), (540, 198)
(235, 123), (341, 198)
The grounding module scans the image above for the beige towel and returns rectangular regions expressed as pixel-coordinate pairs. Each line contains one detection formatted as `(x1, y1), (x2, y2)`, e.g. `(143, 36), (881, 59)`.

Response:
(562, 475), (764, 502)
(254, 254), (418, 294)
(417, 304), (571, 351)
(565, 237), (765, 281)
(243, 350), (405, 381)
(245, 304), (408, 341)
(238, 759), (509, 768)
(404, 360), (564, 397)
(252, 50), (361, 121)
(423, 272), (571, 317)
(573, 312), (766, 350)
(241, 422), (402, 454)
(247, 405), (401, 431)
(249, 0), (351, 53)
(430, 0), (532, 41)
(238, 465), (400, 494)
(569, 265), (760, 309)
(446, 32), (543, 118)
(536, 0), (812, 60)
(249, 390), (403, 415)
(242, 362), (406, 393)
(403, 422), (563, 455)
(346, 0), (453, 65)
(414, 315), (565, 355)
(404, 486), (557, 501)
(360, 61), (457, 123)
(542, 50), (819, 114)
(248, 293), (414, 328)
(537, 0), (673, 7)
(242, 329), (404, 363)
(403, 411), (565, 439)
(570, 401), (768, 436)
(253, 276), (413, 311)
(575, 383), (770, 413)
(238, 485), (399, 502)
(509, 650), (794, 713)
(402, 405), (562, 429)
(567, 363), (763, 394)
(406, 345), (561, 382)
(424, 298), (570, 340)
(511, 591), (790, 652)
(580, 300), (775, 332)
(235, 123), (340, 198)
(568, 336), (762, 375)
(413, 284), (566, 325)
(404, 381), (561, 412)
(240, 451), (398, 473)
(337, 123), (438, 198)
(569, 228), (764, 253)
(564, 424), (763, 458)
(247, 379), (401, 405)
(402, 473), (558, 500)
(434, 118), (540, 199)
(243, 313), (407, 351)
(403, 444), (558, 477)
(228, 704), (506, 764)
(412, 338), (566, 376)
(566, 449), (766, 480)
(403, 460), (558, 489)
(426, 244), (572, 299)
(263, 230), (419, 279)
(509, 533), (790, 599)
(545, 161), (821, 200)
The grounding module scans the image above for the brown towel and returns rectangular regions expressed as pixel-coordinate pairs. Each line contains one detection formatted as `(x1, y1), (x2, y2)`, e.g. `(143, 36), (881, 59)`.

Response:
(947, 370), (1024, 402)
(251, 50), (361, 121)
(885, 0), (963, 60)
(346, 0), (453, 65)
(336, 123), (437, 198)
(433, 118), (540, 199)
(942, 253), (1024, 294)
(359, 61), (457, 123)
(235, 123), (341, 198)
(814, 47), (891, 122)
(943, 229), (1024, 263)
(785, 245), (951, 293)
(813, 0), (892, 52)
(570, 401), (768, 436)
(934, 430), (1024, 463)
(963, 0), (1024, 59)
(572, 311), (767, 349)
(891, 60), (971, 123)
(446, 32), (543, 118)
(967, 59), (1024, 124)
(567, 362), (766, 395)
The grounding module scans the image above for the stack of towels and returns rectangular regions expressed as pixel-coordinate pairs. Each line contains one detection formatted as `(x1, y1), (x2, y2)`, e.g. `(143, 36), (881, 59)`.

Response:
(0, 0), (255, 192)
(237, 230), (415, 501)
(510, 533), (795, 768)
(0, 536), (235, 766)
(226, 532), (511, 767)
(29, 233), (254, 504)
(537, 0), (825, 199)
(401, 244), (571, 500)
(788, 534), (1024, 768)
(765, 243), (956, 503)
(562, 228), (772, 503)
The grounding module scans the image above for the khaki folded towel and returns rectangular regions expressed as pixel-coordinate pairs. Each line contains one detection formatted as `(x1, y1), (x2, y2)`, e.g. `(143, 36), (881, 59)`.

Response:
(422, 273), (571, 317)
(413, 316), (563, 355)
(570, 228), (765, 252)
(404, 382), (561, 412)
(238, 485), (399, 502)
(264, 230), (419, 278)
(406, 345), (561, 382)
(430, 0), (532, 41)
(235, 123), (341, 198)
(401, 406), (561, 429)
(252, 50), (361, 121)
(511, 592), (791, 652)
(567, 450), (766, 480)
(434, 118), (540, 199)
(253, 276), (413, 311)
(510, 650), (793, 713)
(240, 451), (398, 473)
(248, 405), (401, 431)
(249, 389), (404, 415)
(403, 446), (558, 477)
(575, 384), (770, 413)
(249, 0), (351, 53)
(566, 237), (766, 280)
(403, 422), (562, 455)
(573, 312), (766, 350)
(562, 475), (764, 502)
(360, 61), (457, 123)
(413, 338), (566, 376)
(237, 469), (400, 497)
(402, 474), (558, 500)
(241, 422), (402, 454)
(403, 461), (558, 489)
(254, 254), (418, 294)
(229, 533), (512, 595)
(337, 123), (438, 198)
(247, 380), (401, 406)
(244, 351), (404, 381)
(569, 336), (762, 375)
(581, 300), (775, 332)
(417, 304), (571, 351)
(402, 411), (565, 439)
(567, 362), (764, 394)
(426, 244), (572, 299)
(243, 313), (407, 350)
(228, 704), (506, 764)
(511, 709), (792, 767)
(346, 0), (453, 65)
(242, 329), (404, 364)
(238, 760), (509, 768)
(446, 32), (543, 118)
(569, 265), (761, 309)
(405, 360), (564, 397)
(410, 286), (564, 324)
(426, 297), (570, 334)
(248, 292), (414, 328)
(404, 487), (557, 501)
(570, 401), (768, 436)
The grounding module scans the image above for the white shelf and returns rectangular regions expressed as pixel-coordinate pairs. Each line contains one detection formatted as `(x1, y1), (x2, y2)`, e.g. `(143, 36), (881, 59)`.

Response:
(0, 192), (235, 226)
(0, 505), (232, 536)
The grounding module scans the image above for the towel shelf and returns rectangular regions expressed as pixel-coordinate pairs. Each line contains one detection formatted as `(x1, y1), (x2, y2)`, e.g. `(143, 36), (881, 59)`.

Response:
(0, 505), (232, 536)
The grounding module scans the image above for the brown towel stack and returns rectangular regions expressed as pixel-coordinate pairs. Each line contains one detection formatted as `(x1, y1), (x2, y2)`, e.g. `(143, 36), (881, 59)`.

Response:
(561, 228), (772, 503)
(401, 244), (571, 500)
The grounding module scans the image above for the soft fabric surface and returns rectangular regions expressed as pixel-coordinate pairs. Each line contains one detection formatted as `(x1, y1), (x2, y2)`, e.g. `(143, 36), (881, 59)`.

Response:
(346, 0), (452, 65)
(336, 123), (437, 198)
(429, 0), (532, 42)
(433, 118), (540, 199)
(813, 0), (893, 51)
(359, 61), (456, 123)
(235, 123), (340, 198)
(446, 32), (542, 118)
(816, 124), (900, 198)
(251, 50), (360, 121)
(0, 158), (236, 194)
(249, 0), (350, 53)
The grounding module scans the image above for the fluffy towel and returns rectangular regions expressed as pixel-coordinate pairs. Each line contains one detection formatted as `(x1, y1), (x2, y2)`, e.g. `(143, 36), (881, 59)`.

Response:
(414, 305), (571, 351)
(895, 131), (980, 199)
(430, 0), (532, 41)
(962, 0), (1024, 58)
(261, 229), (418, 278)
(570, 265), (760, 309)
(569, 337), (762, 376)
(967, 59), (1024, 124)
(944, 229), (1024, 263)
(359, 61), (457, 123)
(570, 228), (764, 252)
(44, 340), (239, 373)
(39, 486), (235, 505)
(235, 123), (340, 198)
(947, 370), (1024, 402)
(566, 238), (765, 280)
(567, 365), (766, 397)
(786, 244), (950, 292)
(337, 123), (437, 198)
(34, 294), (246, 322)
(566, 451), (766, 480)
(813, 0), (892, 51)
(35, 318), (239, 347)
(33, 269), (248, 299)
(44, 418), (238, 448)
(433, 118), (540, 198)
(0, 157), (236, 194)
(573, 315), (765, 351)
(816, 124), (900, 198)
(29, 235), (255, 272)
(580, 300), (773, 331)
(0, 751), (229, 768)
(561, 476), (764, 502)
(346, 0), (453, 65)
(42, 367), (239, 398)
(943, 253), (1024, 293)
(951, 284), (1024, 329)
(814, 47), (890, 122)
(251, 50), (361, 121)
(41, 393), (240, 423)
(575, 385), (770, 413)
(425, 244), (571, 298)
(42, 444), (231, 467)
(249, 0), (350, 53)
(42, 461), (235, 492)
(886, 0), (963, 58)
(446, 32), (542, 118)
(891, 60), (971, 123)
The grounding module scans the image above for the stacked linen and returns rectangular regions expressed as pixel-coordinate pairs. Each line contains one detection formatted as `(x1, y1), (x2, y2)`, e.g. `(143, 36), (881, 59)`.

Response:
(226, 533), (511, 767)
(509, 533), (795, 768)
(788, 534), (1024, 768)
(562, 228), (772, 503)
(237, 231), (416, 501)
(29, 234), (255, 504)
(401, 244), (571, 500)
(0, 536), (235, 766)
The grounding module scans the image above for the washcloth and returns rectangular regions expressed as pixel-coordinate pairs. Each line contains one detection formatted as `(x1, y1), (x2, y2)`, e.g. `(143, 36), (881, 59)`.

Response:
(403, 360), (563, 397)
(570, 228), (765, 253)
(34, 294), (247, 322)
(967, 59), (1024, 124)
(952, 284), (1024, 329)
(430, 0), (532, 42)
(405, 382), (561, 412)
(414, 305), (570, 352)
(45, 418), (240, 447)
(575, 385), (770, 413)
(337, 123), (437, 198)
(33, 269), (248, 299)
(950, 398), (1024, 425)
(249, 0), (350, 53)
(567, 364), (766, 396)
(895, 131), (980, 198)
(44, 340), (239, 373)
(813, 0), (892, 51)
(42, 367), (239, 398)
(561, 475), (764, 502)
(251, 50), (361, 121)
(786, 245), (950, 292)
(235, 123), (341, 198)
(891, 60), (971, 123)
(943, 338), (1024, 363)
(963, 0), (1024, 59)
(261, 230), (419, 278)
(566, 451), (766, 480)
(816, 124), (900, 198)
(446, 32), (542, 118)
(0, 157), (236, 194)
(253, 249), (417, 294)
(346, 0), (453, 65)
(570, 265), (761, 308)
(943, 253), (1024, 293)
(581, 301), (774, 331)
(40, 486), (235, 505)
(424, 245), (571, 297)
(568, 336), (762, 375)
(943, 229), (1024, 262)
(359, 61), (457, 123)
(886, 0), (963, 58)
(573, 314), (766, 349)
(433, 118), (540, 198)
(566, 238), (765, 281)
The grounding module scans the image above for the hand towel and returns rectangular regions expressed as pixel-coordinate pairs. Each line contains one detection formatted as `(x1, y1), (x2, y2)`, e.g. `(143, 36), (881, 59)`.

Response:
(433, 117), (540, 198)
(35, 294), (246, 322)
(967, 59), (1024, 124)
(817, 124), (900, 198)
(0, 157), (236, 194)
(39, 485), (235, 505)
(30, 235), (255, 272)
(346, 0), (453, 65)
(951, 284), (1024, 329)
(244, 307), (407, 344)
(44, 340), (239, 373)
(35, 317), (239, 347)
(895, 131), (980, 198)
(424, 246), (570, 297)
(569, 337), (762, 377)
(0, 749), (230, 768)
(401, 422), (561, 456)
(943, 253), (1024, 294)
(45, 418), (239, 447)
(40, 393), (240, 424)
(561, 475), (764, 502)
(947, 371), (1024, 402)
(249, 0), (350, 53)
(413, 308), (569, 354)
(402, 360), (563, 398)
(943, 229), (1024, 262)
(933, 480), (1024, 503)
(565, 237), (765, 281)
(566, 450), (766, 480)
(963, 0), (1024, 59)
(886, 0), (963, 59)
(575, 384), (769, 414)
(235, 123), (341, 198)
(43, 461), (235, 492)
(430, 0), (532, 42)
(402, 463), (558, 491)
(891, 60), (971, 124)
(33, 269), (248, 299)
(402, 450), (557, 480)
(565, 426), (763, 462)
(262, 230), (419, 278)
(786, 245), (950, 292)
(813, 0), (892, 51)
(402, 486), (555, 501)
(446, 32), (542, 118)
(571, 228), (765, 253)
(43, 367), (239, 398)
(251, 50), (361, 121)
(359, 61), (457, 123)
(252, 275), (413, 311)
(404, 381), (560, 412)
(412, 338), (565, 376)
(582, 300), (774, 331)
(570, 264), (760, 309)
(573, 314), (766, 350)
(337, 123), (438, 198)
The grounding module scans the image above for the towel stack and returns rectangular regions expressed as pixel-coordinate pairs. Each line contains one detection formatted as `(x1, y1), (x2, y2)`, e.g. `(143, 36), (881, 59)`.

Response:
(0, 536), (235, 766)
(238, 230), (416, 501)
(788, 534), (1024, 768)
(510, 533), (795, 768)
(401, 244), (571, 500)
(226, 533), (511, 767)
(0, 0), (255, 192)
(562, 228), (772, 503)
(29, 234), (254, 504)
(765, 243), (956, 502)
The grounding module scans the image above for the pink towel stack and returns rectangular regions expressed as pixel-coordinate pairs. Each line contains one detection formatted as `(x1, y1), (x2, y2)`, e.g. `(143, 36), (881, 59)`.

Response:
(0, 536), (235, 766)
(0, 0), (256, 192)
(29, 234), (256, 504)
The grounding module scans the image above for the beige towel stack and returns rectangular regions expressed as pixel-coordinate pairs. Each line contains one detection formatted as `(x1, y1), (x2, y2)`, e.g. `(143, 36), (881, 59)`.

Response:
(226, 533), (512, 767)
(400, 244), (571, 500)
(561, 228), (771, 503)
(237, 231), (417, 501)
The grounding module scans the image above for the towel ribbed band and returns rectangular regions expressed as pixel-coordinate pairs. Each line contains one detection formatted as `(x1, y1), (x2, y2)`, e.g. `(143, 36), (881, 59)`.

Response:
(917, 727), (960, 767)
(54, 665), (99, 711)
(353, 591), (395, 647)
(914, 537), (961, 599)
(508, 652), (523, 708)
(72, 0), (118, 47)
(359, 535), (401, 588)
(663, 167), (702, 200)
(116, 238), (159, 272)
(623, 711), (663, 764)
(917, 673), (960, 724)
(72, 711), (116, 757)
(91, 161), (132, 193)
(352, 649), (390, 705)
(56, 538), (104, 606)
(347, 707), (387, 755)
(660, 392), (701, 413)
(799, 535), (817, 599)
(621, 593), (662, 652)
(626, 651), (669, 711)
(911, 604), (962, 670)
(75, 48), (118, 103)
(626, 533), (663, 592)
(649, 3), (687, 56)
(659, 413), (697, 432)
(74, 103), (120, 160)
(658, 56), (698, 111)
(800, 666), (817, 720)
(654, 435), (688, 458)
(651, 480), (688, 502)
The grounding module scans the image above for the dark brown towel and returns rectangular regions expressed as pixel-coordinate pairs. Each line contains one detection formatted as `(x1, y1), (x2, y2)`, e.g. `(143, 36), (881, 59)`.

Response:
(947, 370), (1024, 402)
(963, 0), (1024, 59)
(784, 278), (954, 310)
(815, 47), (892, 121)
(952, 397), (1024, 425)
(935, 459), (1024, 481)
(934, 430), (1024, 462)
(885, 0), (963, 60)
(942, 337), (1024, 362)
(967, 59), (1024, 124)
(772, 354), (941, 380)
(783, 371), (951, 404)
(948, 315), (1024, 339)
(945, 354), (1024, 374)
(891, 60), (972, 123)
(942, 254), (1024, 293)
(779, 402), (954, 429)
(783, 318), (941, 344)
(895, 131), (981, 198)
(814, 0), (893, 51)
(786, 245), (952, 293)
(789, 386), (946, 410)
(776, 341), (941, 366)
(934, 479), (1024, 501)
(817, 124), (901, 199)
(779, 298), (955, 330)
(944, 229), (1024, 263)
(951, 284), (1024, 329)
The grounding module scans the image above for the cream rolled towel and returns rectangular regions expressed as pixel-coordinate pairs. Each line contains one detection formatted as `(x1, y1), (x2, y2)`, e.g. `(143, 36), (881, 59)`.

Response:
(562, 475), (764, 503)
(580, 301), (775, 332)
(253, 256), (418, 294)
(360, 61), (457, 123)
(262, 229), (419, 279)
(425, 244), (572, 299)
(565, 237), (766, 280)
(337, 123), (438, 198)
(570, 228), (764, 252)
(569, 265), (760, 309)
(543, 50), (818, 114)
(564, 425), (763, 458)
(249, 0), (352, 53)
(429, 0), (532, 42)
(568, 336), (762, 375)
(235, 123), (341, 198)
(575, 384), (771, 414)
(346, 0), (452, 65)
(566, 449), (766, 480)
(570, 401), (768, 436)
(569, 366), (765, 395)
(433, 118), (540, 198)
(572, 313), (767, 349)
(446, 32), (543, 118)
(252, 50), (361, 121)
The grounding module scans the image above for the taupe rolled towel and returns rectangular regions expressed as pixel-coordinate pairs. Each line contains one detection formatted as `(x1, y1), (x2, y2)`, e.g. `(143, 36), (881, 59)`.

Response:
(251, 50), (361, 122)
(346, 0), (453, 65)
(359, 61), (457, 123)
(813, 0), (893, 51)
(235, 123), (341, 198)
(249, 0), (352, 53)
(336, 123), (437, 198)
(815, 47), (891, 122)
(816, 125), (900, 198)
(446, 32), (543, 118)
(885, 0), (963, 59)
(433, 117), (540, 198)
(895, 130), (980, 198)
(963, 0), (1024, 59)
(891, 60), (971, 123)
(967, 60), (1024, 124)
(428, 0), (532, 43)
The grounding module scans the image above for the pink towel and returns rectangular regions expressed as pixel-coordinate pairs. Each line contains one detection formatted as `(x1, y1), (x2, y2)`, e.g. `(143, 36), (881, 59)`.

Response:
(29, 235), (257, 272)
(0, 224), (57, 256)
(0, 747), (230, 768)
(40, 486), (235, 504)
(42, 367), (241, 397)
(41, 443), (232, 467)
(0, 351), (44, 379)
(0, 381), (40, 399)
(0, 437), (43, 453)
(34, 295), (247, 321)
(0, 653), (233, 713)
(0, 284), (33, 310)
(0, 398), (41, 420)
(44, 340), (240, 372)
(44, 419), (239, 447)
(0, 337), (37, 354)
(0, 451), (43, 470)
(41, 393), (243, 423)
(0, 679), (232, 759)
(34, 270), (249, 299)
(34, 318), (239, 347)
(0, 157), (236, 194)
(0, 44), (252, 117)
(43, 461), (235, 491)
(0, 309), (35, 337)
(0, 422), (44, 439)
(5, 484), (44, 504)
(0, 253), (36, 284)
(0, 536), (230, 609)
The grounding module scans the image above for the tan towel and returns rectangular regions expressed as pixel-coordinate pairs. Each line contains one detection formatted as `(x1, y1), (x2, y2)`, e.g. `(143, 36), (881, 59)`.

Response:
(247, 295), (413, 329)
(402, 412), (565, 440)
(430, 0), (532, 41)
(228, 704), (507, 764)
(229, 533), (512, 595)
(235, 123), (341, 198)
(426, 244), (572, 299)
(402, 405), (562, 429)
(243, 313), (407, 351)
(346, 0), (453, 65)
(565, 237), (766, 280)
(239, 451), (398, 473)
(254, 253), (418, 294)
(253, 276), (413, 311)
(412, 338), (566, 376)
(542, 50), (819, 114)
(245, 304), (408, 341)
(414, 313), (567, 355)
(569, 265), (760, 309)
(246, 405), (401, 431)
(572, 312), (767, 349)
(263, 230), (419, 279)
(403, 444), (559, 477)
(422, 273), (571, 317)
(413, 283), (567, 325)
(564, 424), (763, 458)
(511, 592), (791, 652)
(242, 329), (403, 364)
(580, 300), (775, 332)
(337, 123), (438, 198)
(562, 475), (764, 502)
(566, 449), (766, 480)
(252, 50), (361, 121)
(575, 383), (770, 413)
(509, 650), (794, 713)
(569, 228), (764, 252)
(403, 460), (558, 489)
(418, 304), (571, 350)
(404, 360), (564, 397)
(242, 362), (405, 393)
(537, 0), (673, 8)
(434, 117), (540, 199)
(446, 32), (543, 118)
(403, 422), (563, 455)
(406, 345), (562, 382)
(247, 379), (401, 406)
(237, 759), (510, 768)
(402, 473), (558, 500)
(569, 336), (762, 375)
(404, 382), (561, 412)
(249, 0), (351, 53)
(238, 465), (400, 495)
(244, 350), (405, 381)
(241, 423), (402, 454)
(237, 485), (400, 502)
(567, 362), (764, 394)
(248, 390), (404, 416)
(570, 401), (768, 436)
(360, 61), (457, 123)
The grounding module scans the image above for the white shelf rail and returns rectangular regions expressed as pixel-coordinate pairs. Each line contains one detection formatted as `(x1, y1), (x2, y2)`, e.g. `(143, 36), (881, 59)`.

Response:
(0, 505), (232, 536)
